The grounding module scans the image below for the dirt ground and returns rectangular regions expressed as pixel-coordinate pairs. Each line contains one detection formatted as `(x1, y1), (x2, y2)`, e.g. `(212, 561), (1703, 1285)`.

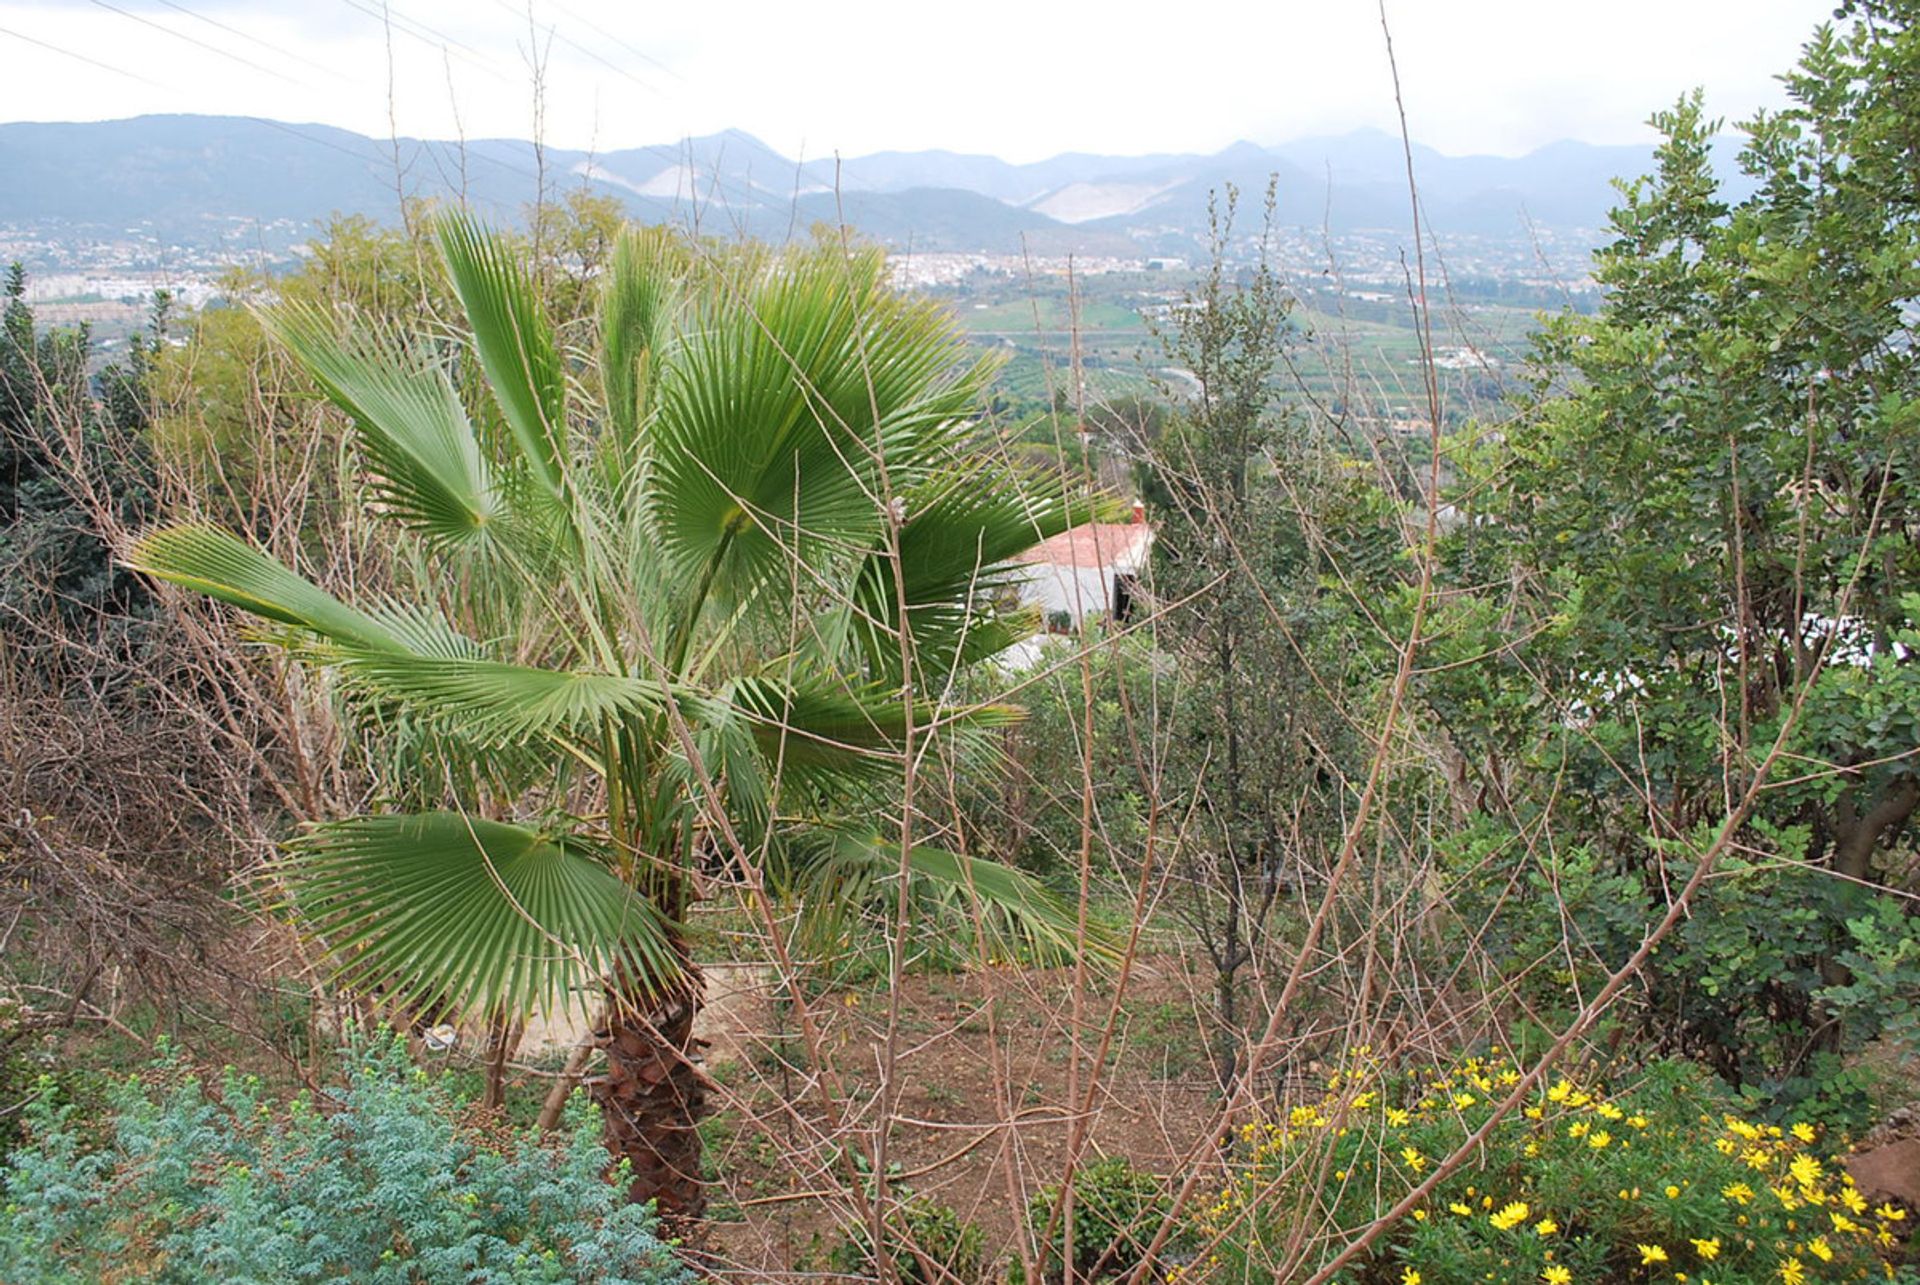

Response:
(668, 955), (1226, 1280)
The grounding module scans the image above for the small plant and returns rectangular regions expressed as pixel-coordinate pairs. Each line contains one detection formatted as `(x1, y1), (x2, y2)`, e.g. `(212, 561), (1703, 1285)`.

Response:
(830, 1193), (990, 1284)
(1196, 1047), (1917, 1284)
(1024, 1156), (1186, 1282)
(0, 1032), (689, 1283)
(923, 1081), (965, 1108)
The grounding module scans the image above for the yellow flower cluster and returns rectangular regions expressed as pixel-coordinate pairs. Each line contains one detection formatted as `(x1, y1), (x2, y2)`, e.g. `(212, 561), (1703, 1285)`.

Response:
(1196, 1048), (1910, 1284)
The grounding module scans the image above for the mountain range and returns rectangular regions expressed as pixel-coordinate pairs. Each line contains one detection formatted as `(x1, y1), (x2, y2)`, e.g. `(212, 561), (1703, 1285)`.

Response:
(0, 114), (1744, 257)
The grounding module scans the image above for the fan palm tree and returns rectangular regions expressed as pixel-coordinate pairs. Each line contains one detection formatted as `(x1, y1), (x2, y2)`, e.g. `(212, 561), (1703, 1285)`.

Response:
(128, 218), (1095, 1218)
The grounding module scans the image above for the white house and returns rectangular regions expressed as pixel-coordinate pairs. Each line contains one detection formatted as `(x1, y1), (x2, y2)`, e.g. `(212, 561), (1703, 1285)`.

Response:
(1014, 502), (1154, 635)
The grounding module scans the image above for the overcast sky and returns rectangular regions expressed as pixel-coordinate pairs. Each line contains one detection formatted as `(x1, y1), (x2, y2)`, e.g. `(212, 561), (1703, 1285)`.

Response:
(0, 0), (1835, 162)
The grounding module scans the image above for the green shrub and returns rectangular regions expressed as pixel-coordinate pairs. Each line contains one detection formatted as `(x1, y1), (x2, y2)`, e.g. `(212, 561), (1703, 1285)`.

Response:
(0, 1033), (688, 1283)
(1431, 810), (1920, 1134)
(1196, 1048), (1916, 1284)
(0, 1001), (115, 1165)
(1024, 1156), (1186, 1282)
(831, 1193), (990, 1283)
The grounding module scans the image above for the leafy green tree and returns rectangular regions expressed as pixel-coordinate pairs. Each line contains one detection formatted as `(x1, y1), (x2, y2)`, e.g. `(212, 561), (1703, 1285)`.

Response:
(129, 219), (1092, 1217)
(0, 264), (162, 672)
(1443, 2), (1920, 1106)
(1140, 189), (1351, 1087)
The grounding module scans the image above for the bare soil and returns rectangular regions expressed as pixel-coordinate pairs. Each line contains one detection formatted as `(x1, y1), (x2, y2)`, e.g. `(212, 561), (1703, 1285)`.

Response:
(678, 955), (1225, 1281)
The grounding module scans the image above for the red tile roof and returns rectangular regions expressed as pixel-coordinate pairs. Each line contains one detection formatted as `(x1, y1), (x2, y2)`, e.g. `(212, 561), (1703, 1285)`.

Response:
(1015, 521), (1152, 571)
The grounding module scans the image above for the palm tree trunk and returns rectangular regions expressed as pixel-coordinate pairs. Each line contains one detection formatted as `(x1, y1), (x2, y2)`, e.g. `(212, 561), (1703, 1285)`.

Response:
(586, 965), (710, 1221)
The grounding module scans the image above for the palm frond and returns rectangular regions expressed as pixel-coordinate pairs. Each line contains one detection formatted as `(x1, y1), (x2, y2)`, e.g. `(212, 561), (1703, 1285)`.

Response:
(600, 226), (685, 445)
(437, 214), (568, 503)
(655, 692), (771, 844)
(778, 825), (1111, 967)
(726, 670), (1017, 792)
(278, 812), (680, 1021)
(264, 302), (503, 552)
(646, 247), (994, 608)
(126, 527), (660, 746)
(125, 525), (402, 653)
(333, 649), (674, 745)
(839, 469), (1104, 683)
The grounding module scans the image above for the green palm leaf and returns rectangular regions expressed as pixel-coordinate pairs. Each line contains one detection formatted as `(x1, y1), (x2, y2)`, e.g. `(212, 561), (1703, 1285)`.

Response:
(437, 214), (569, 502)
(727, 670), (1020, 790)
(264, 302), (502, 552)
(781, 826), (1111, 967)
(600, 226), (685, 445)
(839, 470), (1102, 682)
(126, 525), (403, 653)
(127, 527), (667, 744)
(278, 812), (679, 1020)
(647, 247), (993, 604)
(334, 649), (673, 745)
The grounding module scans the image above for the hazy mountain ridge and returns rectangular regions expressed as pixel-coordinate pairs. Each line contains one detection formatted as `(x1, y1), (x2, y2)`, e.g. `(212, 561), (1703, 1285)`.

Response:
(0, 114), (1748, 258)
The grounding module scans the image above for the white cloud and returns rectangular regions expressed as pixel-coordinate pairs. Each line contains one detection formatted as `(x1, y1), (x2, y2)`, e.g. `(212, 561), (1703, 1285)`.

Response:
(0, 0), (1834, 161)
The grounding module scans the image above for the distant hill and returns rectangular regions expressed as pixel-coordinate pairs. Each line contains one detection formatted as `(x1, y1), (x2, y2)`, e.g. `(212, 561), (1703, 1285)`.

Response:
(0, 114), (1753, 257)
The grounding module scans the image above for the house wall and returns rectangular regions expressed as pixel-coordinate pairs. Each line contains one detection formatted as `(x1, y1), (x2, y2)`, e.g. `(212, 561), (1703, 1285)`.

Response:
(1021, 562), (1117, 631)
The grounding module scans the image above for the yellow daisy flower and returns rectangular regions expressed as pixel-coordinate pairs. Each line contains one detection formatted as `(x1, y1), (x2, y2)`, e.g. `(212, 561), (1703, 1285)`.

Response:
(1490, 1201), (1530, 1231)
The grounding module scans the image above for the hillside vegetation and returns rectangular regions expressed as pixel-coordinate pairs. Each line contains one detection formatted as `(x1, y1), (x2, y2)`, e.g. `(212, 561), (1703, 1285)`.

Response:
(1, 5), (1918, 1283)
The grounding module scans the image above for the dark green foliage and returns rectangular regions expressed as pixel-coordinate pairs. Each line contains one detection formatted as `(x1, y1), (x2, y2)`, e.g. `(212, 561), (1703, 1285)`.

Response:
(1137, 185), (1360, 1086)
(829, 1193), (990, 1284)
(0, 264), (162, 671)
(0, 1033), (689, 1284)
(0, 1001), (115, 1165)
(1437, 2), (1920, 1116)
(1023, 1157), (1187, 1283)
(954, 631), (1157, 884)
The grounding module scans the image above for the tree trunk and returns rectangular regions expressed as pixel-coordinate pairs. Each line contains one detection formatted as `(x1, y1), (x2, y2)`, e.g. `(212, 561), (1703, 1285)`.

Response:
(535, 1027), (598, 1132)
(481, 1012), (522, 1112)
(1833, 780), (1918, 883)
(586, 965), (710, 1222)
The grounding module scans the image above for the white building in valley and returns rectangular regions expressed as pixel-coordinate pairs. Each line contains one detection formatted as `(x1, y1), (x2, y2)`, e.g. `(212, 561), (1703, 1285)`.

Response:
(1014, 502), (1154, 636)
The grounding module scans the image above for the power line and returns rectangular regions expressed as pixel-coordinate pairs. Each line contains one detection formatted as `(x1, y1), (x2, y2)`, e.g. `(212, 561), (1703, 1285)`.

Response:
(499, 6), (788, 216)
(0, 21), (165, 88)
(2, 14), (469, 197)
(49, 2), (402, 171)
(0, 20), (441, 239)
(381, 0), (498, 67)
(243, 115), (394, 167)
(84, 0), (317, 89)
(8, 6), (775, 236)
(148, 0), (351, 82)
(449, 1), (776, 220)
(544, 0), (680, 80)
(540, 24), (665, 99)
(487, 0), (664, 99)
(334, 0), (515, 86)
